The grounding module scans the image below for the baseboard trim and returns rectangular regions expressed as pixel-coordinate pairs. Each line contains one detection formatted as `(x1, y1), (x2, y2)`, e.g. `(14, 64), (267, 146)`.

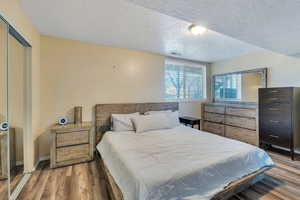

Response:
(272, 145), (300, 154)
(32, 155), (50, 171)
(32, 160), (39, 172)
(9, 173), (31, 200)
(16, 161), (24, 166)
(39, 155), (50, 162)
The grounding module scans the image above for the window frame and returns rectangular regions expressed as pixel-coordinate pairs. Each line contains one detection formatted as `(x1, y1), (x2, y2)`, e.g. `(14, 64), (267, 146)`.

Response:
(164, 58), (207, 101)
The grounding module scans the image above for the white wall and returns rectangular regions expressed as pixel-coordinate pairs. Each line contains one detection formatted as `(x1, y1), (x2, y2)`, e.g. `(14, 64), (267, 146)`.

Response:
(211, 49), (300, 88)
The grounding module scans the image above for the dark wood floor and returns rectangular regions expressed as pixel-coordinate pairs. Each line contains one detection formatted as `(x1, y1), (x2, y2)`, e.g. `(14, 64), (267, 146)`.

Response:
(17, 160), (108, 200)
(0, 179), (8, 200)
(11, 165), (25, 193)
(0, 165), (24, 199)
(17, 151), (300, 200)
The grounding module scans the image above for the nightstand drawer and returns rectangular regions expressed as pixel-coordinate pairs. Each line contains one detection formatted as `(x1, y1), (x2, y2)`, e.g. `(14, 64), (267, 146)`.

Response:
(51, 122), (93, 168)
(56, 144), (90, 163)
(56, 130), (89, 147)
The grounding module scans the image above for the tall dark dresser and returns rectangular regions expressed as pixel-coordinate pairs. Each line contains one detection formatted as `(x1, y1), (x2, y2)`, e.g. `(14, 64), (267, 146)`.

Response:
(259, 87), (300, 160)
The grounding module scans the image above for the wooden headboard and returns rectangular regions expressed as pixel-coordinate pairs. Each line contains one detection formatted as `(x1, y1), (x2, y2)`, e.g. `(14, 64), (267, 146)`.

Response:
(95, 102), (179, 142)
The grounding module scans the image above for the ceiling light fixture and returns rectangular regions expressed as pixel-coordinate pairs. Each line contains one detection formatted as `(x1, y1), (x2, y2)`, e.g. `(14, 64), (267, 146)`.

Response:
(188, 24), (207, 36)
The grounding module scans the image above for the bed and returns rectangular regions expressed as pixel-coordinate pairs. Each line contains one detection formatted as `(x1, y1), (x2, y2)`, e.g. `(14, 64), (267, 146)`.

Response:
(95, 102), (274, 200)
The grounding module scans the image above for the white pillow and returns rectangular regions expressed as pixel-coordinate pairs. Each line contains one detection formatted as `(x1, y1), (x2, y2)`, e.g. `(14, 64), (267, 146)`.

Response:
(131, 114), (172, 133)
(111, 112), (140, 132)
(166, 111), (180, 127)
(144, 110), (172, 115)
(145, 110), (180, 127)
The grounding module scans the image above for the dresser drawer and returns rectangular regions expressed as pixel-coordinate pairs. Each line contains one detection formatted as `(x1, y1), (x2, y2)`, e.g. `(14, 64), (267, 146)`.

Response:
(260, 88), (291, 96)
(56, 131), (89, 147)
(203, 112), (224, 123)
(261, 102), (291, 115)
(56, 144), (90, 163)
(203, 121), (224, 136)
(225, 107), (256, 118)
(204, 105), (225, 114)
(259, 88), (292, 103)
(225, 125), (258, 146)
(260, 130), (291, 148)
(225, 115), (256, 130)
(260, 110), (291, 132)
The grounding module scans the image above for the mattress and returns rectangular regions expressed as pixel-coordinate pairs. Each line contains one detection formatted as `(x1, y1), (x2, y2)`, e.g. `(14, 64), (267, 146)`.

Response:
(96, 125), (274, 200)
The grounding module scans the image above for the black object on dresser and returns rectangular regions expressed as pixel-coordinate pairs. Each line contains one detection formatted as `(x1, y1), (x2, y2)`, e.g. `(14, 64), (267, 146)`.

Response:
(259, 87), (300, 160)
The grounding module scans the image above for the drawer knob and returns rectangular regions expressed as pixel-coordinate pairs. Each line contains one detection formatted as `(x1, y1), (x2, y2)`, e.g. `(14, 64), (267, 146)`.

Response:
(269, 108), (279, 111)
(268, 98), (278, 101)
(269, 134), (279, 138)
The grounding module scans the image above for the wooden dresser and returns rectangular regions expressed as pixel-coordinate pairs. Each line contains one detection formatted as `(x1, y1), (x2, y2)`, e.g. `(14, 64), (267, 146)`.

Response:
(259, 87), (300, 160)
(201, 103), (258, 146)
(50, 122), (94, 168)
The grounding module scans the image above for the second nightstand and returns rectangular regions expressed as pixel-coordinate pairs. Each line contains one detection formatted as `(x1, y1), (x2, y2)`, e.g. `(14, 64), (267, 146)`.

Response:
(179, 116), (201, 130)
(50, 122), (94, 168)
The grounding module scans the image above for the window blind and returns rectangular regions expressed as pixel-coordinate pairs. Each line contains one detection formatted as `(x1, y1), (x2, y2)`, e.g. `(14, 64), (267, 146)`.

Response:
(165, 59), (206, 99)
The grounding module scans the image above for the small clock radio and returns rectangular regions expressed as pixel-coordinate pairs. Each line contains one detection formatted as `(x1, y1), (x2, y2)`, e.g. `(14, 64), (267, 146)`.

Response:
(58, 117), (68, 125)
(0, 121), (9, 131)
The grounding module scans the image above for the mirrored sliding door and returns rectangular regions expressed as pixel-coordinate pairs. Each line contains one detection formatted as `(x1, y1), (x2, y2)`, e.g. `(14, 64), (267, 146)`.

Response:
(8, 33), (26, 196)
(0, 15), (31, 199)
(0, 18), (9, 200)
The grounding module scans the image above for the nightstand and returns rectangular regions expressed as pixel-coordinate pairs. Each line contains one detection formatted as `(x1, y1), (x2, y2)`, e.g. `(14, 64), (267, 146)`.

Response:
(50, 122), (94, 168)
(179, 116), (201, 130)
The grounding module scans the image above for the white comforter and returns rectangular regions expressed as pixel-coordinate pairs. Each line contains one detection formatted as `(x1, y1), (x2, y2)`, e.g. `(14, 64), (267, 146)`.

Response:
(96, 126), (274, 200)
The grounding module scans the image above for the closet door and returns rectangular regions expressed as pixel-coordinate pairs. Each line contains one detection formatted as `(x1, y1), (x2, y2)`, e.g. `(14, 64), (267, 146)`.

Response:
(8, 33), (26, 195)
(0, 18), (9, 200)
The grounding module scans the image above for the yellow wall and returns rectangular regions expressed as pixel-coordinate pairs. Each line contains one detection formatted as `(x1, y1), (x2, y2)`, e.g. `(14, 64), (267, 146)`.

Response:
(39, 35), (204, 157)
(211, 49), (300, 88)
(0, 0), (40, 172)
(241, 72), (261, 102)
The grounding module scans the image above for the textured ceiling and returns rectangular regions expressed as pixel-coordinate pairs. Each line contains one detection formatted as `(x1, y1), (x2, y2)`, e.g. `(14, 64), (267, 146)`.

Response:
(20, 0), (262, 62)
(127, 0), (300, 57)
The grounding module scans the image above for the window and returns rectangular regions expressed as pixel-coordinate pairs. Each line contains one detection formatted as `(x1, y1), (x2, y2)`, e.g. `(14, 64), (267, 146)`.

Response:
(164, 59), (206, 100)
